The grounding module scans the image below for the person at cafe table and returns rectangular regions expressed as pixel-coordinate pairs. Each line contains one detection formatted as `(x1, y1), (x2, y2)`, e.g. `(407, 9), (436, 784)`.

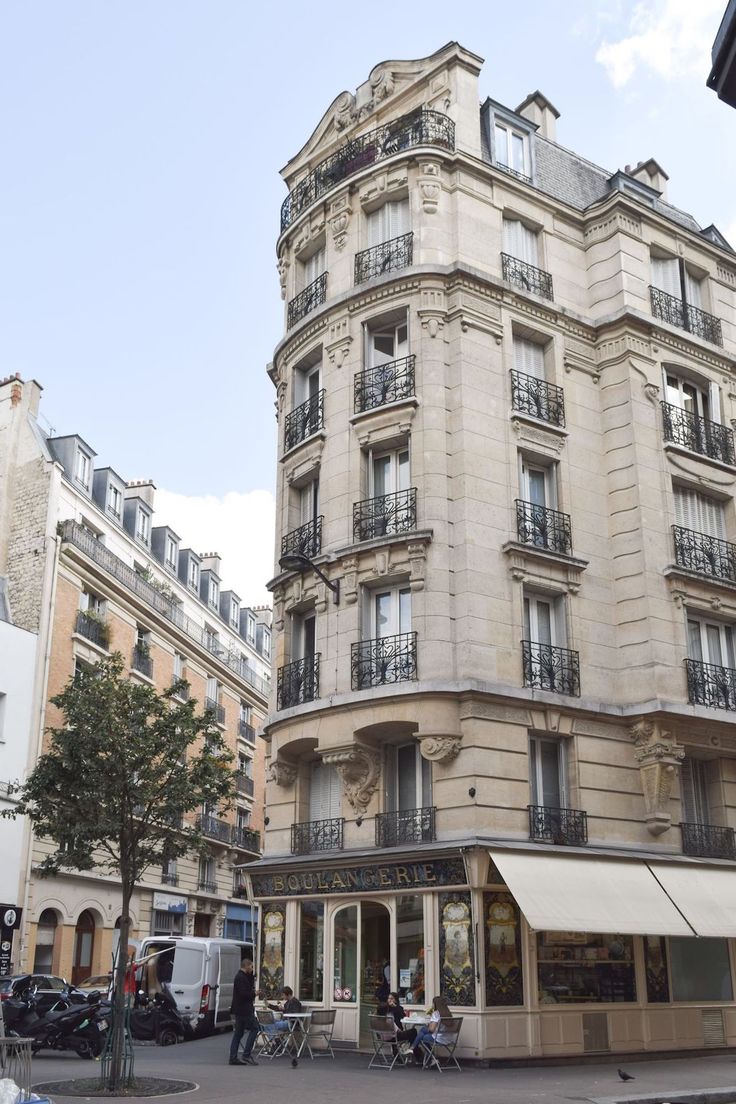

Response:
(411, 995), (452, 1066)
(261, 986), (303, 1037)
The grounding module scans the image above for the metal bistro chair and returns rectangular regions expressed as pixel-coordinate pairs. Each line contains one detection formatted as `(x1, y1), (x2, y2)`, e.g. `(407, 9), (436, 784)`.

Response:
(368, 1014), (408, 1070)
(419, 1016), (463, 1072)
(303, 1008), (336, 1058)
(255, 1009), (290, 1059)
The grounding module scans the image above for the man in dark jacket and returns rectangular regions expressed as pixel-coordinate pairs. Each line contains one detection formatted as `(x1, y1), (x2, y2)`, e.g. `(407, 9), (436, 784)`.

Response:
(228, 957), (260, 1065)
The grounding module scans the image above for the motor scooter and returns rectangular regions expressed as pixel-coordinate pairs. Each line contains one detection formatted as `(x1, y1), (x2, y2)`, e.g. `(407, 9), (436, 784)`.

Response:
(130, 988), (184, 1046)
(7, 990), (108, 1058)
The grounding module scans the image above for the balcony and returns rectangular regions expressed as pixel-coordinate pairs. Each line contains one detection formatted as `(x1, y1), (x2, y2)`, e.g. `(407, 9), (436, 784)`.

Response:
(352, 631), (417, 690)
(681, 821), (736, 860)
(205, 697), (226, 725)
(132, 645), (153, 678)
(516, 499), (572, 555)
(75, 610), (109, 649)
(522, 640), (580, 696)
(161, 871), (178, 887)
(353, 488), (416, 543)
(685, 658), (736, 711)
(528, 804), (588, 845)
(233, 882), (248, 899)
(661, 401), (735, 465)
(198, 879), (218, 893)
(375, 806), (436, 848)
(232, 825), (261, 854)
(287, 272), (327, 329)
(291, 816), (344, 855)
(354, 354), (415, 414)
(60, 521), (270, 698)
(236, 772), (255, 797)
(650, 286), (723, 346)
(355, 231), (413, 285)
(280, 108), (455, 232)
(277, 655), (320, 710)
(281, 516), (323, 560)
(672, 525), (736, 583)
(239, 720), (256, 743)
(284, 390), (325, 453)
(171, 678), (189, 701)
(501, 253), (553, 301)
(196, 814), (232, 844)
(510, 370), (565, 427)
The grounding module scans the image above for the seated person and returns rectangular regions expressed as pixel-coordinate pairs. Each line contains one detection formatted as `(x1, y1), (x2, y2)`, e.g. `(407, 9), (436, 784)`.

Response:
(261, 986), (302, 1036)
(411, 995), (452, 1065)
(388, 991), (416, 1046)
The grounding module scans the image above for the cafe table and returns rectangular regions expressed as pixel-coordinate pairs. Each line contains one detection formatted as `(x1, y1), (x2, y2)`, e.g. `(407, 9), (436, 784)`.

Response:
(400, 1014), (430, 1028)
(284, 1011), (313, 1059)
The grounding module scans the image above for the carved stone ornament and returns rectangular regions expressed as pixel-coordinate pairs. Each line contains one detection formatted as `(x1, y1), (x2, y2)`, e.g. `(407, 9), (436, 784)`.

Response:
(322, 744), (381, 814)
(268, 758), (297, 788)
(644, 381), (660, 405)
(419, 733), (462, 764)
(277, 256), (290, 301)
(630, 719), (684, 836)
(418, 160), (442, 214)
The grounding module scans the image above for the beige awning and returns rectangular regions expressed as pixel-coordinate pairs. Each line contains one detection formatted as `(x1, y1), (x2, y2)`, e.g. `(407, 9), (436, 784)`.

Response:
(648, 862), (736, 938)
(489, 850), (694, 935)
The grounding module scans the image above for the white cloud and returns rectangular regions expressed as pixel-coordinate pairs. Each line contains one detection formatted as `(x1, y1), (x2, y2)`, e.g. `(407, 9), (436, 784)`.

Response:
(156, 487), (275, 608)
(596, 0), (724, 87)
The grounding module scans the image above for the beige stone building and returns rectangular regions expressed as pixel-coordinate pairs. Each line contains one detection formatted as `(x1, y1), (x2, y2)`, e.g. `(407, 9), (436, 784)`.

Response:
(247, 42), (736, 1059)
(0, 375), (270, 982)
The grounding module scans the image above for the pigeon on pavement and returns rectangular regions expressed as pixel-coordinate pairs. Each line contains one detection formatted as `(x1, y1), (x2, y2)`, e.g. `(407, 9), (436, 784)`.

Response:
(618, 1069), (635, 1081)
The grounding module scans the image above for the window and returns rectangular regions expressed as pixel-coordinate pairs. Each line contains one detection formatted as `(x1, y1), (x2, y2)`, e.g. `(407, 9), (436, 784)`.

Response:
(295, 611), (316, 659)
(162, 856), (177, 882)
(396, 895), (425, 1004)
(262, 629), (271, 658)
(230, 598), (239, 628)
(136, 510), (150, 544)
(370, 586), (411, 640)
(204, 625), (219, 652)
(495, 122), (529, 177)
(302, 245), (325, 288)
(651, 255), (705, 307)
(520, 456), (557, 511)
(75, 449), (90, 488)
(529, 735), (565, 808)
(687, 616), (735, 669)
(674, 486), (725, 538)
(299, 479), (319, 528)
(537, 932), (636, 1003)
(247, 614), (256, 645)
(333, 906), (357, 1002)
(206, 676), (218, 703)
(108, 484), (122, 519)
(80, 590), (105, 616)
(198, 856), (216, 889)
(239, 701), (251, 725)
(238, 753), (253, 778)
(370, 446), (409, 500)
(152, 911), (184, 936)
(299, 902), (324, 1002)
(524, 593), (564, 648)
(237, 807), (251, 830)
(367, 199), (409, 247)
(188, 560), (199, 590)
(208, 578), (219, 608)
(669, 937), (733, 1001)
(309, 760), (341, 822)
(386, 742), (430, 812)
(366, 318), (408, 368)
(295, 361), (321, 407)
(165, 536), (178, 570)
(680, 757), (711, 824)
(664, 371), (719, 422)
(503, 218), (539, 266)
(513, 335), (545, 381)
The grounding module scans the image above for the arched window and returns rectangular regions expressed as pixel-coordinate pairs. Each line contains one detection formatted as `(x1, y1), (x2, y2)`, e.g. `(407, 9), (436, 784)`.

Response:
(33, 909), (58, 973)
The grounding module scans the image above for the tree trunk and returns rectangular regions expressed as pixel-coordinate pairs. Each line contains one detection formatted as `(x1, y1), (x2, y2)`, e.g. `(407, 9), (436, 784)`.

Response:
(106, 887), (133, 1091)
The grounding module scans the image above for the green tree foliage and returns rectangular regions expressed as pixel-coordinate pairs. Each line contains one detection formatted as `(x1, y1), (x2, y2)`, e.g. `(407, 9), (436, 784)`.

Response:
(6, 654), (234, 1090)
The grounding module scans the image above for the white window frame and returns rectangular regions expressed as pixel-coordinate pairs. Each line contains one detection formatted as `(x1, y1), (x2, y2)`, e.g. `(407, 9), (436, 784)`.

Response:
(494, 121), (529, 177)
(247, 614), (256, 644)
(673, 486), (725, 538)
(513, 334), (546, 381)
(302, 244), (326, 289)
(385, 741), (431, 812)
(523, 592), (566, 648)
(687, 616), (736, 669)
(295, 611), (316, 659)
(309, 760), (341, 822)
(80, 590), (105, 616)
(367, 199), (410, 248)
(295, 361), (321, 407)
(365, 317), (409, 368)
(75, 449), (91, 488)
(368, 586), (411, 639)
(136, 509), (150, 544)
(173, 652), (185, 679)
(166, 536), (178, 570)
(503, 217), (539, 266)
(108, 484), (122, 518)
(230, 598), (239, 628)
(529, 734), (567, 808)
(209, 578), (219, 608)
(262, 629), (271, 658)
(299, 479), (319, 527)
(369, 446), (410, 499)
(188, 559), (199, 590)
(519, 456), (557, 510)
(680, 757), (711, 825)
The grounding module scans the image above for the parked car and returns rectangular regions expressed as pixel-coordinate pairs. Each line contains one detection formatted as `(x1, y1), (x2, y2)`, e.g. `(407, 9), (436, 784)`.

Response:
(0, 974), (68, 1016)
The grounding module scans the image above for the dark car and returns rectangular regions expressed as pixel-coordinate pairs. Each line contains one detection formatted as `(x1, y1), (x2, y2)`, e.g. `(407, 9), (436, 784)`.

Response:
(0, 973), (69, 1016)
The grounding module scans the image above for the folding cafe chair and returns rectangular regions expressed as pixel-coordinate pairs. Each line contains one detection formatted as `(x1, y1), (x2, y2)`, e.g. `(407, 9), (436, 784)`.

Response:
(303, 1008), (336, 1059)
(255, 1009), (289, 1059)
(420, 1016), (463, 1072)
(368, 1014), (407, 1070)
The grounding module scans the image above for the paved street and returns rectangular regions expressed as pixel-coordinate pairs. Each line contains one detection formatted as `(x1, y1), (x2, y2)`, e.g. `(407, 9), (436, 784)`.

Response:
(27, 1036), (736, 1104)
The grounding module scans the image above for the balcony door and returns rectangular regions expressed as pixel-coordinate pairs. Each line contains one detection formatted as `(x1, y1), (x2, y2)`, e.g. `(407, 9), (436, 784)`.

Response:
(524, 594), (563, 647)
(503, 218), (538, 265)
(680, 758), (710, 825)
(664, 372), (710, 420)
(296, 611), (316, 660)
(309, 761), (341, 823)
(299, 479), (319, 527)
(385, 742), (431, 813)
(296, 362), (321, 407)
(687, 617), (735, 669)
(520, 457), (556, 510)
(370, 447), (409, 499)
(366, 319), (408, 368)
(371, 587), (411, 640)
(674, 487), (725, 539)
(513, 335), (545, 380)
(529, 735), (565, 809)
(367, 199), (409, 247)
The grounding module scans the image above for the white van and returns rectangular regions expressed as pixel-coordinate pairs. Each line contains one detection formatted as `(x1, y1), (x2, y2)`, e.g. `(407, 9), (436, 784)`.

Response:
(136, 936), (254, 1035)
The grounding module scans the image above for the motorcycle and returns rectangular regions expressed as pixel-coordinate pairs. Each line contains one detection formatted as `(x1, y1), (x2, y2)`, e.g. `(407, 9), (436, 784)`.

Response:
(6, 989), (108, 1058)
(130, 988), (184, 1046)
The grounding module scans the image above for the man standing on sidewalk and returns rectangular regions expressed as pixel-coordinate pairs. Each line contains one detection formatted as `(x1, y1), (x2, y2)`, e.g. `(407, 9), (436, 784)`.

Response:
(228, 957), (260, 1066)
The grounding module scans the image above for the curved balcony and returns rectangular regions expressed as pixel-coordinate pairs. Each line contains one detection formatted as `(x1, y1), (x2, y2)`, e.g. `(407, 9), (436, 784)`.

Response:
(522, 640), (580, 697)
(685, 657), (736, 711)
(353, 488), (416, 543)
(661, 401), (735, 465)
(351, 631), (417, 690)
(287, 272), (327, 329)
(354, 355), (415, 414)
(280, 109), (455, 232)
(355, 232), (413, 285)
(277, 655), (320, 710)
(281, 516), (323, 560)
(284, 390), (325, 453)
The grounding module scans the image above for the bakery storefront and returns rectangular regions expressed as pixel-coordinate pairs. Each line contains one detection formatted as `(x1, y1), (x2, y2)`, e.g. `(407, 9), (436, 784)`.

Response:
(246, 845), (736, 1059)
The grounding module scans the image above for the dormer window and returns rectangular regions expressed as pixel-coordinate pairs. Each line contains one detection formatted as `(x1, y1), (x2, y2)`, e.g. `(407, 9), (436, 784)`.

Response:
(108, 484), (122, 519)
(230, 598), (239, 628)
(189, 560), (199, 590)
(209, 578), (219, 609)
(262, 629), (271, 659)
(494, 122), (529, 180)
(166, 535), (178, 571)
(76, 449), (91, 489)
(247, 615), (256, 645)
(136, 510), (150, 544)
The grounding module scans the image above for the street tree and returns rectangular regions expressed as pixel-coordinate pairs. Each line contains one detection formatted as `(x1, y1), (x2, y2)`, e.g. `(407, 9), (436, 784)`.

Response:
(5, 654), (235, 1090)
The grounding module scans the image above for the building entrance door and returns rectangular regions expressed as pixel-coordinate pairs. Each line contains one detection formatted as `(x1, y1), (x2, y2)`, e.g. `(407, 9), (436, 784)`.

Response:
(359, 901), (390, 1046)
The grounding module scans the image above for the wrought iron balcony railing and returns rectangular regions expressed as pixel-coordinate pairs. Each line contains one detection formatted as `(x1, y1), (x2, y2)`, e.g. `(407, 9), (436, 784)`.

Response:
(685, 658), (736, 711)
(528, 804), (588, 845)
(353, 488), (416, 543)
(522, 640), (580, 696)
(673, 525), (736, 583)
(501, 252), (554, 300)
(277, 654), (320, 710)
(291, 816), (344, 855)
(196, 814), (232, 844)
(516, 499), (572, 555)
(354, 354), (415, 413)
(205, 697), (226, 725)
(281, 516), (323, 560)
(681, 821), (736, 860)
(198, 879), (218, 893)
(355, 231), (413, 285)
(284, 390), (325, 452)
(75, 610), (109, 649)
(495, 162), (532, 185)
(231, 825), (261, 853)
(132, 645), (153, 678)
(650, 286), (723, 346)
(280, 109), (455, 231)
(60, 521), (270, 697)
(661, 401), (735, 465)
(161, 871), (178, 886)
(236, 772), (255, 797)
(375, 806), (436, 848)
(239, 720), (256, 743)
(352, 631), (417, 690)
(510, 369), (565, 427)
(287, 272), (327, 329)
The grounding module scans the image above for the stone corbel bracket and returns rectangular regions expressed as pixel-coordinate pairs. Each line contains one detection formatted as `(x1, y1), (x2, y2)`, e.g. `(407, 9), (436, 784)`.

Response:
(322, 744), (381, 814)
(418, 731), (462, 764)
(359, 165), (409, 210)
(326, 316), (352, 369)
(329, 195), (352, 252)
(417, 158), (442, 214)
(268, 757), (297, 787)
(630, 718), (684, 836)
(417, 285), (447, 339)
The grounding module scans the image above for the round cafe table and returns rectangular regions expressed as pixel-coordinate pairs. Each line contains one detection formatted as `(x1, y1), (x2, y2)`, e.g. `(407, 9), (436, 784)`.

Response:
(284, 1011), (313, 1059)
(401, 1014), (429, 1027)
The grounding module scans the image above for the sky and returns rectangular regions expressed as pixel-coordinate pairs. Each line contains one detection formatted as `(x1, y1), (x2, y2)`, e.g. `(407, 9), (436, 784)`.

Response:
(2, 0), (735, 604)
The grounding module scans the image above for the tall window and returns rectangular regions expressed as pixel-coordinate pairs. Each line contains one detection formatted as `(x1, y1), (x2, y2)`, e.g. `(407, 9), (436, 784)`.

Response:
(295, 361), (321, 407)
(188, 559), (199, 590)
(651, 255), (704, 307)
(136, 510), (150, 544)
(75, 449), (91, 488)
(513, 335), (545, 380)
(208, 578), (219, 608)
(299, 479), (319, 527)
(386, 742), (430, 812)
(302, 245), (325, 288)
(520, 456), (557, 511)
(367, 199), (409, 246)
(529, 735), (566, 808)
(524, 593), (565, 649)
(674, 486), (725, 538)
(370, 587), (411, 640)
(309, 761), (341, 822)
(687, 616), (735, 669)
(503, 218), (538, 266)
(299, 902), (324, 1002)
(206, 676), (219, 703)
(108, 484), (122, 518)
(664, 371), (719, 422)
(680, 757), (711, 825)
(166, 536), (178, 570)
(230, 598), (239, 627)
(495, 122), (528, 177)
(366, 318), (408, 367)
(295, 611), (316, 659)
(370, 447), (409, 499)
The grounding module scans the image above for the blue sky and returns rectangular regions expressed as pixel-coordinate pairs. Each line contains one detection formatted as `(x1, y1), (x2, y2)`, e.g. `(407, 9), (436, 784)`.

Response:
(2, 0), (734, 602)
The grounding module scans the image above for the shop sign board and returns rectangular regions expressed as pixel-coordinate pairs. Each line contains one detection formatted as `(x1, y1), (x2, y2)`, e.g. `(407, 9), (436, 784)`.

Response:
(251, 857), (466, 898)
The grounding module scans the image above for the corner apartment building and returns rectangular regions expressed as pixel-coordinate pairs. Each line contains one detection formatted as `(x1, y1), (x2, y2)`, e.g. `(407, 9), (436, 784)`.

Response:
(247, 42), (736, 1059)
(0, 375), (271, 982)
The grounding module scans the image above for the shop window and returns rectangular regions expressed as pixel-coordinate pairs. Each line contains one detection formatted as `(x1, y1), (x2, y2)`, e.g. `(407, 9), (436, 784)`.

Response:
(537, 932), (636, 1004)
(396, 895), (425, 1005)
(225, 919), (245, 941)
(669, 936), (733, 1002)
(643, 935), (670, 1003)
(333, 905), (357, 1002)
(299, 901), (324, 1002)
(152, 911), (184, 936)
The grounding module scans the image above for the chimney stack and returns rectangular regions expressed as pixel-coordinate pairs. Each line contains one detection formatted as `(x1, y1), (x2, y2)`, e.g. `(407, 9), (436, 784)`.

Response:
(516, 91), (560, 141)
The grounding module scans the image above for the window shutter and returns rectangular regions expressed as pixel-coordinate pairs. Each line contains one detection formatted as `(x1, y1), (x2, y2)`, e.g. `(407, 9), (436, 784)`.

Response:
(674, 487), (724, 538)
(368, 207), (385, 247)
(651, 256), (680, 298)
(685, 270), (703, 309)
(309, 762), (341, 822)
(514, 336), (545, 379)
(387, 199), (409, 239)
(708, 381), (721, 424)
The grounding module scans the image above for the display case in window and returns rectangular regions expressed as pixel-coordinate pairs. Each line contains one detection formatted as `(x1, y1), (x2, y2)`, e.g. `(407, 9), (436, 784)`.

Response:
(537, 932), (636, 1004)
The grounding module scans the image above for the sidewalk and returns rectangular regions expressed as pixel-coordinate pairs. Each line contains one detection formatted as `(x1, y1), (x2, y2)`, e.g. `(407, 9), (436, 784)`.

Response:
(30, 1035), (736, 1104)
